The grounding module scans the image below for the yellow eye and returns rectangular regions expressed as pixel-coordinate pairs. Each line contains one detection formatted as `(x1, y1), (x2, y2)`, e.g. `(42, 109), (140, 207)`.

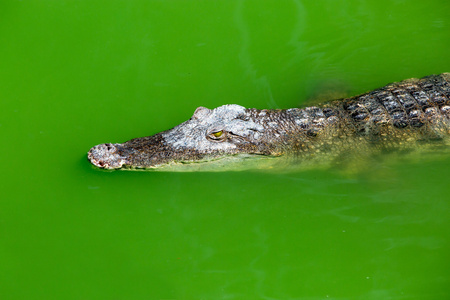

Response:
(213, 131), (223, 138)
(208, 130), (226, 141)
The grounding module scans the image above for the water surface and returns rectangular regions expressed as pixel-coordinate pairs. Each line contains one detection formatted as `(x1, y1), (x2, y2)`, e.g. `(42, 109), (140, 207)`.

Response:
(1, 1), (449, 299)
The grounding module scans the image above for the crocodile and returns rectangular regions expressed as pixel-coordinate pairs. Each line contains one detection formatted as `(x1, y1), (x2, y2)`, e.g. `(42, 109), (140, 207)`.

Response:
(88, 73), (450, 171)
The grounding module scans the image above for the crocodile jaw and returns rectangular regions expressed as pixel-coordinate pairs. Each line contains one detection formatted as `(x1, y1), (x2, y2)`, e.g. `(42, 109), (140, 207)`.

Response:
(146, 154), (279, 172)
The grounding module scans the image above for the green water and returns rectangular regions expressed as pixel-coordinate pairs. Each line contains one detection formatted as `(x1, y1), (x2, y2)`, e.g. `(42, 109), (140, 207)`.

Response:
(1, 1), (449, 299)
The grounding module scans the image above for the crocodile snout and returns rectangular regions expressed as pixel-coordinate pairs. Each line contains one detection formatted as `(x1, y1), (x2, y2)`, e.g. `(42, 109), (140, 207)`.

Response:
(88, 143), (128, 169)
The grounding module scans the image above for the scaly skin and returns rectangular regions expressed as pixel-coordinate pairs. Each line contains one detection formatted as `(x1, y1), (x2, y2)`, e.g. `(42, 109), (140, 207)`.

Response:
(88, 73), (450, 171)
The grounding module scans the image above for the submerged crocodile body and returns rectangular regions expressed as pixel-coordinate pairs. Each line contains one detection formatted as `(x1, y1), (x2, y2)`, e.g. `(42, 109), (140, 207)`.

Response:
(88, 73), (450, 171)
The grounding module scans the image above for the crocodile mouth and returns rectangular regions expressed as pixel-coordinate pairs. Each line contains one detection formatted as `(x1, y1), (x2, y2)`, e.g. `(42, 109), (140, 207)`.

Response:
(146, 153), (280, 172)
(88, 142), (280, 172)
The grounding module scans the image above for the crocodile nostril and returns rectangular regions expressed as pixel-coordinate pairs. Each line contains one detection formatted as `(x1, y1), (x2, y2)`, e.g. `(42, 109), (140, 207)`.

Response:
(87, 143), (127, 169)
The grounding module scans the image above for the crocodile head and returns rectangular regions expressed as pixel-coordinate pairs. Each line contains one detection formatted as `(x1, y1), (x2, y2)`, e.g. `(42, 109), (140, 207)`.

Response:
(88, 105), (280, 171)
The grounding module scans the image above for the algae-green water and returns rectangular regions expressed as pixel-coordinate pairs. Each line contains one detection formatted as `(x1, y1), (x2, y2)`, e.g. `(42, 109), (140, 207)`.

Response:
(1, 1), (449, 299)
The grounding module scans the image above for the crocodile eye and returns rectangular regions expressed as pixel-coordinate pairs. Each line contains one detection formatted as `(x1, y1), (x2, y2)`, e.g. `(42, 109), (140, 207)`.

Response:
(213, 131), (223, 137)
(207, 130), (227, 142)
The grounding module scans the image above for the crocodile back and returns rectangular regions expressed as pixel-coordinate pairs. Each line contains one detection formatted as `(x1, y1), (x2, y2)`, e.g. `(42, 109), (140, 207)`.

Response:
(339, 73), (450, 140)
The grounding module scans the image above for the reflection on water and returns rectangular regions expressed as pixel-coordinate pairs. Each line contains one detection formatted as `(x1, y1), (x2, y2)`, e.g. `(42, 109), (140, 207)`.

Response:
(142, 156), (449, 299)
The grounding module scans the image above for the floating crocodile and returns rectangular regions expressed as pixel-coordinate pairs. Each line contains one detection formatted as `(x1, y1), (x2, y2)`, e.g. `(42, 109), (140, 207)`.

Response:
(88, 73), (450, 171)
